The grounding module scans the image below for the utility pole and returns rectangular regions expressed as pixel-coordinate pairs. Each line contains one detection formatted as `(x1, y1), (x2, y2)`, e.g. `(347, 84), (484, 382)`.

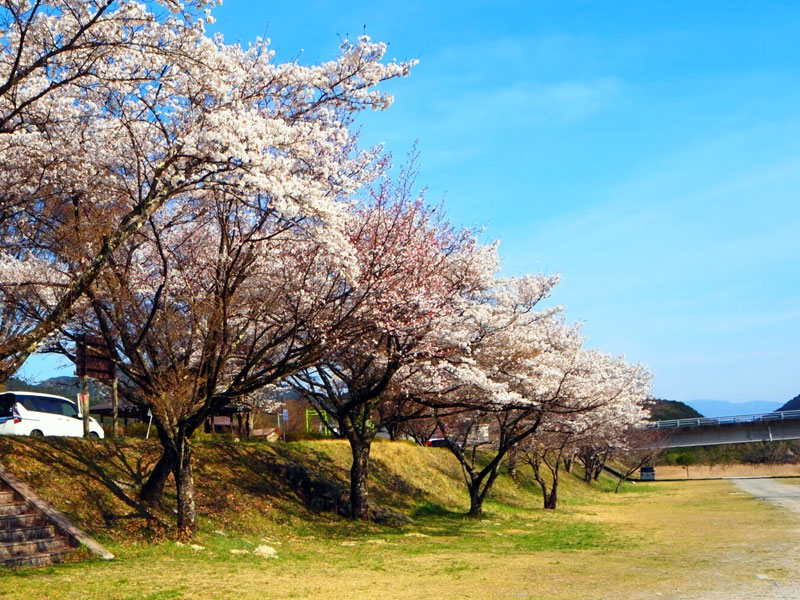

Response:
(76, 333), (114, 438)
(80, 375), (90, 437)
(111, 370), (119, 438)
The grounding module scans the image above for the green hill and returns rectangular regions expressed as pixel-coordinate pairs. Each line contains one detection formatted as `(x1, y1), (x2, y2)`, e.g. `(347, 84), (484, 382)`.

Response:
(778, 393), (800, 412)
(645, 398), (703, 421)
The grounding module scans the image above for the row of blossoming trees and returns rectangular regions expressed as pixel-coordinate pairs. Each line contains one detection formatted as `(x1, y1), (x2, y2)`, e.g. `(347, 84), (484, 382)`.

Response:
(0, 0), (651, 533)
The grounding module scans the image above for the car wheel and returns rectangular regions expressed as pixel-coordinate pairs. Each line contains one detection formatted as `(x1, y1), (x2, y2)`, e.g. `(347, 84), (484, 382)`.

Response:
(89, 432), (100, 439)
(29, 430), (44, 437)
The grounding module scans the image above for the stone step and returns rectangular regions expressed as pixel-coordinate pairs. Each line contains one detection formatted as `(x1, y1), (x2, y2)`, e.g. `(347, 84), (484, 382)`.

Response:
(0, 513), (43, 530)
(0, 525), (55, 543)
(0, 465), (112, 568)
(0, 548), (69, 569)
(0, 537), (68, 560)
(0, 502), (28, 517)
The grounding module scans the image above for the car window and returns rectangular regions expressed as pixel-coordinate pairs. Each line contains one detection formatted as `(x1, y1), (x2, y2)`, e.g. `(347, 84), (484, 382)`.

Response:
(56, 399), (79, 417)
(0, 394), (13, 417)
(18, 395), (39, 412)
(18, 395), (63, 415)
(33, 396), (50, 412)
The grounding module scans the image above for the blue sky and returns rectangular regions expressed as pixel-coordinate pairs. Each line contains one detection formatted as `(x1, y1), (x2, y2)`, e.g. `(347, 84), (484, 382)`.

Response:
(21, 1), (800, 406)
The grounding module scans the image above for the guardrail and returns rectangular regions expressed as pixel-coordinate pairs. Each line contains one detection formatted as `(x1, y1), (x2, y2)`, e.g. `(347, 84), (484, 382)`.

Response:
(649, 409), (800, 429)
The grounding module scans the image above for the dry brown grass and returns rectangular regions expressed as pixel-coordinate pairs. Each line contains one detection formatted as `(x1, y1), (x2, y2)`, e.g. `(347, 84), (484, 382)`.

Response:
(656, 463), (800, 479)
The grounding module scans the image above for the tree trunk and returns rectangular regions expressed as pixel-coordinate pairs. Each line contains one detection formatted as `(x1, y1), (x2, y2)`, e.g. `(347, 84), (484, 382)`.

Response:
(468, 483), (484, 518)
(507, 448), (519, 481)
(140, 450), (173, 505)
(466, 465), (499, 518)
(245, 411), (253, 439)
(111, 375), (119, 438)
(349, 442), (371, 520)
(544, 475), (559, 509)
(583, 458), (594, 483)
(173, 437), (197, 535)
(531, 456), (560, 510)
(140, 420), (177, 505)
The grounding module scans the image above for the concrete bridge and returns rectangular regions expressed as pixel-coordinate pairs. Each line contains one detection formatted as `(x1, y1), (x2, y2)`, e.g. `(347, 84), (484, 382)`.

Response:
(648, 410), (800, 448)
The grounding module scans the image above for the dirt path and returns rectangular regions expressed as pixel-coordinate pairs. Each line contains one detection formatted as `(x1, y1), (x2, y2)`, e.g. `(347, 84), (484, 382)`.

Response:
(697, 478), (800, 600)
(732, 477), (800, 514)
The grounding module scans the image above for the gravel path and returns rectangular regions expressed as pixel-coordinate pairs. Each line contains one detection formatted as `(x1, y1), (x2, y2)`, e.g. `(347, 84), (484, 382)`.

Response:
(732, 477), (800, 514)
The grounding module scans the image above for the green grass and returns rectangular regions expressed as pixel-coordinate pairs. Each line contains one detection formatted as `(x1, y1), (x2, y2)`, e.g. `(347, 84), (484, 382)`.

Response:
(0, 437), (798, 599)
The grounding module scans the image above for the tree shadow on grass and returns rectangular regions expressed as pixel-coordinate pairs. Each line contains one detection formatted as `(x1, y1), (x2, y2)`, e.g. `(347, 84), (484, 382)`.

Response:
(368, 455), (427, 509)
(411, 501), (466, 520)
(0, 436), (494, 538)
(194, 440), (353, 521)
(0, 436), (162, 530)
(196, 440), (428, 527)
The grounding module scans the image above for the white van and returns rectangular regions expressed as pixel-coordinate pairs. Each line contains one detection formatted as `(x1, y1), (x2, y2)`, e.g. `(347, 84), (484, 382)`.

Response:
(0, 392), (105, 438)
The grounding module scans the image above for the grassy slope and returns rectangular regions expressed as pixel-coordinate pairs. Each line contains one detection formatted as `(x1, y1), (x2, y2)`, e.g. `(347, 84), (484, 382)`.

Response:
(0, 437), (797, 599)
(0, 436), (606, 539)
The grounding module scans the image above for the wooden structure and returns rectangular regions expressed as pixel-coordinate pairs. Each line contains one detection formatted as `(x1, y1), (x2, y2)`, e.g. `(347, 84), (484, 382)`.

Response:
(204, 403), (254, 438)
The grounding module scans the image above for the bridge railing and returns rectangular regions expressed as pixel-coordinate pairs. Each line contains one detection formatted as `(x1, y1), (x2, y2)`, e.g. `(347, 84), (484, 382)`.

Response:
(649, 409), (800, 429)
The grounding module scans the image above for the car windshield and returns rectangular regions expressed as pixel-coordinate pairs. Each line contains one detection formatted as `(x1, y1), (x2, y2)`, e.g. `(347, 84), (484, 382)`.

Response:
(56, 399), (79, 417)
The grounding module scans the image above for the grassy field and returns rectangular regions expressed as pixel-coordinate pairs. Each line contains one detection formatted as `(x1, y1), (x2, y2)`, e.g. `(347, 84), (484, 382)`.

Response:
(0, 437), (798, 599)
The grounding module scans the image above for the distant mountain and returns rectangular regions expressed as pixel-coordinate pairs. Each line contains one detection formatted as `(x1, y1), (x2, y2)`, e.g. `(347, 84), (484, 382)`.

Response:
(777, 393), (800, 412)
(2, 376), (110, 405)
(685, 399), (780, 417)
(646, 399), (703, 421)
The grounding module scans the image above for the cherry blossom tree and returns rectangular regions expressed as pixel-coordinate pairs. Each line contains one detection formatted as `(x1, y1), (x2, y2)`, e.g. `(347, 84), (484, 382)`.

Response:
(397, 410), (441, 445)
(1, 0), (217, 376)
(519, 354), (651, 509)
(520, 429), (574, 510)
(289, 170), (495, 520)
(411, 275), (582, 517)
(0, 0), (413, 380)
(405, 269), (651, 517)
(565, 355), (652, 485)
(10, 8), (416, 533)
(65, 184), (374, 532)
